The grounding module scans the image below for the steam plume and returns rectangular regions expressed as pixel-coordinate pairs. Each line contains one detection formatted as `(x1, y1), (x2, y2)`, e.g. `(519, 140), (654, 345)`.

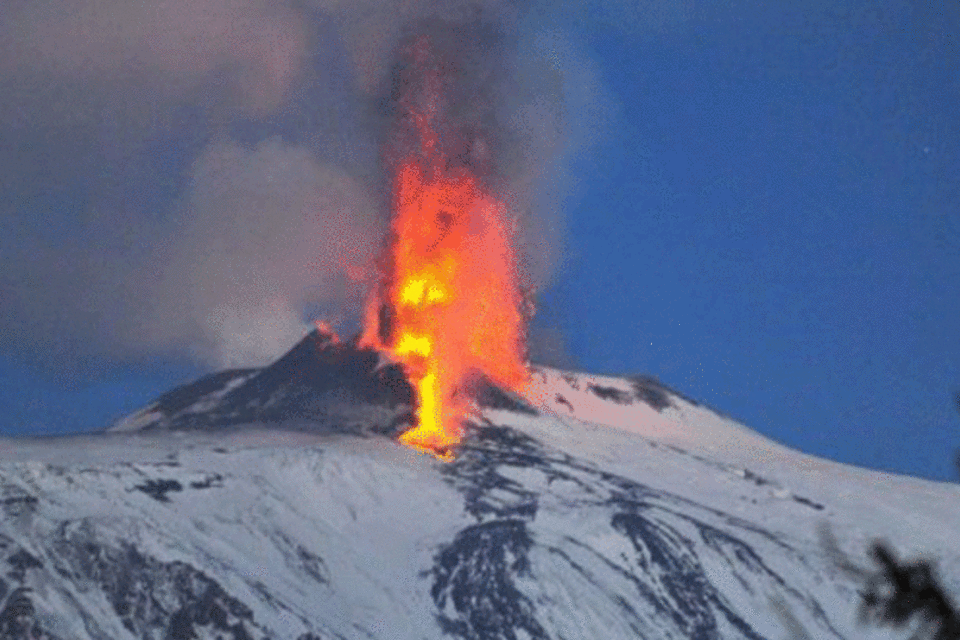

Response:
(0, 0), (612, 372)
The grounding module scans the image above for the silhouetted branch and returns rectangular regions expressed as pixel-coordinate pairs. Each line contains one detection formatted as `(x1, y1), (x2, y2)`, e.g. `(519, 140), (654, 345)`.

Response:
(860, 542), (960, 640)
(816, 523), (960, 640)
(954, 391), (960, 481)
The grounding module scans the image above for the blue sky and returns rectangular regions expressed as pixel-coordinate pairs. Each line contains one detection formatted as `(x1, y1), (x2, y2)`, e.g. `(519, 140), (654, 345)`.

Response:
(1, 0), (958, 482)
(534, 0), (960, 480)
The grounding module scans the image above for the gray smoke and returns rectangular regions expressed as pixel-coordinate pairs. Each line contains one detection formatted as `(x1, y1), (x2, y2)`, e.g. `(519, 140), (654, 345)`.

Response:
(0, 0), (614, 372)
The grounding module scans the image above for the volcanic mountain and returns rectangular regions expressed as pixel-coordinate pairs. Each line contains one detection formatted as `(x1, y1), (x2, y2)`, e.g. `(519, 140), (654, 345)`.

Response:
(1, 327), (957, 639)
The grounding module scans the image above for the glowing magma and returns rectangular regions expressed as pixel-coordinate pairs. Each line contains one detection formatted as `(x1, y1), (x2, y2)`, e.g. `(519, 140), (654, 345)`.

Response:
(361, 51), (528, 457)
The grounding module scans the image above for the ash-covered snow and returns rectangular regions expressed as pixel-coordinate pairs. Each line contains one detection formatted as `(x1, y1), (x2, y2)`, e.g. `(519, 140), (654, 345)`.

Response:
(1, 329), (957, 639)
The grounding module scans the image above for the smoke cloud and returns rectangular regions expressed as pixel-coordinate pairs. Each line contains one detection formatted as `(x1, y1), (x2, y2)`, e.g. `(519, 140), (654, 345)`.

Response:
(0, 0), (613, 372)
(133, 137), (382, 367)
(0, 0), (308, 117)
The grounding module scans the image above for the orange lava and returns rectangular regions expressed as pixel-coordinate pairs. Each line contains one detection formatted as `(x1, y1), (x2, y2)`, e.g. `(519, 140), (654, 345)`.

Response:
(314, 320), (340, 344)
(361, 39), (529, 458)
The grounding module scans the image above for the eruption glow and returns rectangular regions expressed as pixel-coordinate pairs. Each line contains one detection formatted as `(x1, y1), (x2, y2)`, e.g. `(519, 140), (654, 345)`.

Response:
(361, 36), (529, 458)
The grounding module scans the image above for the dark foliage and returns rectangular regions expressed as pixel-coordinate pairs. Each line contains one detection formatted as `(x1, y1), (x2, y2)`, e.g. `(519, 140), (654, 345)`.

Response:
(955, 390), (960, 481)
(860, 542), (960, 640)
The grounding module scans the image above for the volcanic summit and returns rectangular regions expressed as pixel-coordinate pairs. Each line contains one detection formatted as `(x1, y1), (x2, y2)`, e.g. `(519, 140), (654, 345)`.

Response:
(0, 326), (957, 639)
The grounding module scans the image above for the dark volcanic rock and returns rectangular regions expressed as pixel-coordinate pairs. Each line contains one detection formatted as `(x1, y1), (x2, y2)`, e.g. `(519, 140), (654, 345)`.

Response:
(53, 527), (267, 640)
(228, 330), (415, 414)
(430, 519), (547, 640)
(123, 329), (417, 434)
(132, 479), (184, 503)
(120, 328), (536, 436)
(151, 369), (261, 418)
(629, 375), (675, 411)
(0, 586), (66, 640)
(431, 419), (845, 640)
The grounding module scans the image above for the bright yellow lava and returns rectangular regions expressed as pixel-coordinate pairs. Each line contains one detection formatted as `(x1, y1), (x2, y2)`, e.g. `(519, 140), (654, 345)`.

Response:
(426, 284), (445, 302)
(395, 334), (432, 357)
(400, 276), (446, 306)
(400, 278), (427, 305)
(398, 372), (456, 461)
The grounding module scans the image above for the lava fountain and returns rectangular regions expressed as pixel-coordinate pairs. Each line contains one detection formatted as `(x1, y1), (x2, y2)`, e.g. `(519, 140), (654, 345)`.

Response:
(360, 36), (530, 458)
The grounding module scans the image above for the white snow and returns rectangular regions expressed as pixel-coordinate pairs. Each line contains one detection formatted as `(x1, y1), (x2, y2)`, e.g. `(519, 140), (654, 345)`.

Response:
(1, 364), (958, 639)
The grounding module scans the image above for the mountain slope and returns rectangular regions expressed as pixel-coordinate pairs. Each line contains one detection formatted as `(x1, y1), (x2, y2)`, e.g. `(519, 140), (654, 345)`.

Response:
(1, 329), (957, 639)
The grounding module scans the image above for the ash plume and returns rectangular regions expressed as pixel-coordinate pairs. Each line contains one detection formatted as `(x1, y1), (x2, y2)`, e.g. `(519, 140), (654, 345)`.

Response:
(0, 0), (614, 376)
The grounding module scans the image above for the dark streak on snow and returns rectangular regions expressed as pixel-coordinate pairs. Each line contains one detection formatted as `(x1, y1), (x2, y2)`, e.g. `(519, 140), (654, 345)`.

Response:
(7, 549), (43, 582)
(132, 478), (183, 503)
(189, 474), (224, 490)
(427, 420), (845, 640)
(52, 525), (267, 640)
(587, 385), (634, 405)
(793, 495), (826, 511)
(0, 495), (38, 517)
(0, 545), (60, 639)
(610, 512), (766, 640)
(629, 375), (676, 411)
(428, 520), (548, 640)
(0, 586), (65, 640)
(652, 445), (827, 514)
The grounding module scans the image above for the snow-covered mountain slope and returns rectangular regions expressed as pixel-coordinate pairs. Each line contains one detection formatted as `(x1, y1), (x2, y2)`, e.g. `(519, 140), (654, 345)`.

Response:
(1, 329), (958, 639)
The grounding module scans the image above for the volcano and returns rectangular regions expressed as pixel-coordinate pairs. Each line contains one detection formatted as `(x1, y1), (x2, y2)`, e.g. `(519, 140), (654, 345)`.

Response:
(1, 327), (958, 639)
